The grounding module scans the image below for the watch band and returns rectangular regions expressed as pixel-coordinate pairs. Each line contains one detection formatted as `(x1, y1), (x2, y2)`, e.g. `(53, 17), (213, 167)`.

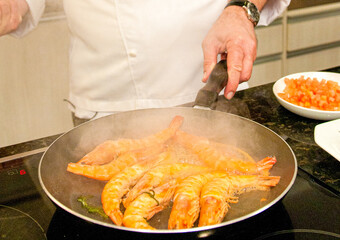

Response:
(225, 0), (260, 27)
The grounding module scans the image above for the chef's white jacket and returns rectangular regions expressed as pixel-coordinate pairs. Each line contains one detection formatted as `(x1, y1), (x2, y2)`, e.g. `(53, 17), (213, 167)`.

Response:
(15, 0), (290, 118)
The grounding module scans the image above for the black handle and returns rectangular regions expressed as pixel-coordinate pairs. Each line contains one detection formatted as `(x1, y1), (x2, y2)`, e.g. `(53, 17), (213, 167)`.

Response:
(193, 60), (228, 109)
(202, 60), (228, 93)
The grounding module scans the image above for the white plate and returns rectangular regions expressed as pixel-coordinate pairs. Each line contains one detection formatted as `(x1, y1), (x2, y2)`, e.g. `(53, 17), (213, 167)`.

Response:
(273, 72), (340, 120)
(314, 119), (340, 162)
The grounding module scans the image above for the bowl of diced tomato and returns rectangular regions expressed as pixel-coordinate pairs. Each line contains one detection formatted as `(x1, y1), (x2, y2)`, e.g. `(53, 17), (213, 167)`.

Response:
(273, 72), (340, 120)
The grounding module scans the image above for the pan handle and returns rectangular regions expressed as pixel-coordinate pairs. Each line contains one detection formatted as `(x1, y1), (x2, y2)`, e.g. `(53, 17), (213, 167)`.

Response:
(193, 60), (228, 109)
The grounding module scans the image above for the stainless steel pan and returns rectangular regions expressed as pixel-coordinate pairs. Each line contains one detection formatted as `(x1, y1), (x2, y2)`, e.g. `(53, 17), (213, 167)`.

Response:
(38, 107), (297, 233)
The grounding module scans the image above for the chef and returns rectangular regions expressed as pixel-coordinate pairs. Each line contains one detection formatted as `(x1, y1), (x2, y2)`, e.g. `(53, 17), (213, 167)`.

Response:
(0, 0), (290, 124)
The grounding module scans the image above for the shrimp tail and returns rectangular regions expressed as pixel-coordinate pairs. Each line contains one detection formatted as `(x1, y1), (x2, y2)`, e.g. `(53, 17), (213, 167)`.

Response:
(109, 210), (124, 226)
(257, 175), (281, 188)
(66, 163), (106, 180)
(256, 156), (277, 174)
(169, 115), (184, 131)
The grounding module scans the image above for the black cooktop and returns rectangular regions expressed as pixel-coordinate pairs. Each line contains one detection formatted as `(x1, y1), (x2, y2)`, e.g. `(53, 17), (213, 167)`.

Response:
(0, 151), (339, 240)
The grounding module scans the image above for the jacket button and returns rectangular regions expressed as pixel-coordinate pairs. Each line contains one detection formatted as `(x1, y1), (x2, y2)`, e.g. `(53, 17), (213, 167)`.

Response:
(129, 49), (137, 57)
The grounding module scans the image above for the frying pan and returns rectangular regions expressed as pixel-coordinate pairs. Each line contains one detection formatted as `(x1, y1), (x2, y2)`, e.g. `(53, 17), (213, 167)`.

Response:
(38, 107), (297, 233)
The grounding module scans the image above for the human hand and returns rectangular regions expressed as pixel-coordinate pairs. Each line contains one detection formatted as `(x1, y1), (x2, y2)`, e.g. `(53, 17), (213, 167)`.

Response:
(0, 0), (28, 36)
(202, 6), (257, 100)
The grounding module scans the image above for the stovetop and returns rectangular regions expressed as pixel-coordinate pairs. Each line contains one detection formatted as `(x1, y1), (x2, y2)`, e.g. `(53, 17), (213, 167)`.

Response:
(1, 67), (340, 239)
(0, 151), (339, 240)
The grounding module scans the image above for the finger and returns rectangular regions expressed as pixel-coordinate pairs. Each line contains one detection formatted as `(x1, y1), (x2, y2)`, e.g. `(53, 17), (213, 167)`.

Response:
(224, 46), (244, 99)
(0, 1), (10, 25)
(0, 3), (10, 34)
(240, 54), (253, 82)
(202, 42), (218, 83)
(8, 0), (16, 28)
(0, 1), (12, 34)
(17, 0), (29, 17)
(9, 0), (22, 32)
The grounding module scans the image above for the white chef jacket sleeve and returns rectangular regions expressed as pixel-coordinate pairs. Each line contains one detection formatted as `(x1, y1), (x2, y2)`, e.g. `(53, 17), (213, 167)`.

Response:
(258, 0), (290, 26)
(10, 0), (45, 38)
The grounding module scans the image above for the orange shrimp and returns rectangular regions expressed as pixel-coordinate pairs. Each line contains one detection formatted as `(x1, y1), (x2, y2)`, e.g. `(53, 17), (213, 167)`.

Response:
(175, 130), (276, 175)
(211, 142), (255, 163)
(168, 171), (227, 229)
(101, 151), (174, 226)
(123, 163), (211, 208)
(198, 175), (281, 227)
(166, 142), (205, 166)
(77, 115), (184, 165)
(67, 144), (164, 180)
(123, 179), (178, 230)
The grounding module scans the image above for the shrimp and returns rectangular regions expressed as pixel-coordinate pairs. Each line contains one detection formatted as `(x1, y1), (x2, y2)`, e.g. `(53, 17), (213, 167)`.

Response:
(168, 171), (227, 229)
(67, 144), (164, 180)
(198, 175), (281, 227)
(175, 130), (277, 175)
(166, 142), (205, 166)
(102, 151), (174, 226)
(77, 115), (184, 165)
(256, 156), (278, 175)
(122, 179), (178, 230)
(123, 163), (211, 208)
(211, 142), (255, 163)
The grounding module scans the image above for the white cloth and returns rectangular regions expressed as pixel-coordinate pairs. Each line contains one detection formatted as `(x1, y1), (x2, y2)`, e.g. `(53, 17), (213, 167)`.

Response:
(10, 0), (45, 38)
(14, 0), (290, 119)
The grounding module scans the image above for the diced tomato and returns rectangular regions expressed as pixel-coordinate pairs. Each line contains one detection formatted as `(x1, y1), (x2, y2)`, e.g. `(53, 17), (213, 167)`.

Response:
(279, 76), (340, 111)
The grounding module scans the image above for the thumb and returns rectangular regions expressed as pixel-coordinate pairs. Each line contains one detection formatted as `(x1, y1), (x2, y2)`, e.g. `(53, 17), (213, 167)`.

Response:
(202, 49), (218, 83)
(18, 0), (29, 18)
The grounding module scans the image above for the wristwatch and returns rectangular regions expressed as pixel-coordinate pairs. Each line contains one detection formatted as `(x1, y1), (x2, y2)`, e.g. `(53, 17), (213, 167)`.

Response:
(225, 0), (260, 27)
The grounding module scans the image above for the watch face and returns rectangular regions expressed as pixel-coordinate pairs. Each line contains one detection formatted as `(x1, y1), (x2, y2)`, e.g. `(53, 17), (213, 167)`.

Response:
(246, 2), (260, 25)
